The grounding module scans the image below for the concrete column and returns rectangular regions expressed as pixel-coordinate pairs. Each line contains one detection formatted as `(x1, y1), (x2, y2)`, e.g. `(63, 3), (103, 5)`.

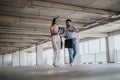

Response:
(13, 51), (19, 66)
(107, 36), (115, 63)
(0, 55), (2, 66)
(105, 37), (110, 63)
(36, 44), (44, 66)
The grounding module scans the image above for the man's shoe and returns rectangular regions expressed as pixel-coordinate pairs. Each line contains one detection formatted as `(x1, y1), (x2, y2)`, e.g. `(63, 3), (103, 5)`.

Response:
(53, 64), (59, 67)
(70, 63), (74, 67)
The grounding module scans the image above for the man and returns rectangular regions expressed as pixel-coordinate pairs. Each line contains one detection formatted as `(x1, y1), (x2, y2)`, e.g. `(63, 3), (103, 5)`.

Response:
(64, 19), (79, 66)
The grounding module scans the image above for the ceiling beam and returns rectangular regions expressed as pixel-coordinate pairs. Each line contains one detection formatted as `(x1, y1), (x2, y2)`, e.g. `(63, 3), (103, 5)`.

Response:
(79, 15), (120, 31)
(0, 29), (50, 35)
(79, 37), (100, 42)
(0, 33), (50, 39)
(0, 15), (51, 24)
(79, 32), (108, 38)
(0, 10), (87, 25)
(0, 51), (18, 54)
(0, 15), (81, 26)
(0, 0), (116, 15)
(0, 21), (50, 29)
(0, 47), (19, 54)
(0, 26), (49, 31)
(0, 42), (31, 47)
(0, 26), (50, 34)
(108, 30), (120, 36)
(32, 1), (116, 15)
(0, 38), (40, 43)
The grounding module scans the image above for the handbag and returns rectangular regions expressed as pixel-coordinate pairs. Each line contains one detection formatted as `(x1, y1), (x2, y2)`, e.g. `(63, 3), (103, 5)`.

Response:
(60, 35), (63, 49)
(65, 39), (73, 48)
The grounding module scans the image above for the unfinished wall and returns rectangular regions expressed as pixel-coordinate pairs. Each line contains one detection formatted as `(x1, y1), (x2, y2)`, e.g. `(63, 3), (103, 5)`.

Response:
(27, 52), (36, 66)
(0, 55), (2, 66)
(20, 51), (27, 66)
(2, 54), (12, 66)
(13, 51), (20, 66)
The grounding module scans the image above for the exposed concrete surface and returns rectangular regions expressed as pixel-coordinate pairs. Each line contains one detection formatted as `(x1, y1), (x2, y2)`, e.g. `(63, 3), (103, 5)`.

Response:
(0, 64), (120, 80)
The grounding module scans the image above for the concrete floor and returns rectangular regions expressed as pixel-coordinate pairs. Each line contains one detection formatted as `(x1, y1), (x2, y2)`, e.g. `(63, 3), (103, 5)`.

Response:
(0, 64), (120, 80)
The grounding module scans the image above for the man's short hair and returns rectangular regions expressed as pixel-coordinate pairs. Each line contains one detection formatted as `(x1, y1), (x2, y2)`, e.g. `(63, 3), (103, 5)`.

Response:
(66, 19), (72, 22)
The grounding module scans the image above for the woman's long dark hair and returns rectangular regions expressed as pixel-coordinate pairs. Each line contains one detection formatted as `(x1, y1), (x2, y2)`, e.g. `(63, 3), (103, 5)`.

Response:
(51, 17), (58, 26)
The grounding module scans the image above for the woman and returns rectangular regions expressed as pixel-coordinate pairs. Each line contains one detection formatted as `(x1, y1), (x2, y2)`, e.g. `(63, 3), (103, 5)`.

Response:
(50, 17), (61, 67)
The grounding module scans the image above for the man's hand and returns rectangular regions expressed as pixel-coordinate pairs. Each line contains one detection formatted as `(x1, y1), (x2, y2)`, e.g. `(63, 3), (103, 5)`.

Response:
(74, 28), (79, 33)
(64, 36), (69, 39)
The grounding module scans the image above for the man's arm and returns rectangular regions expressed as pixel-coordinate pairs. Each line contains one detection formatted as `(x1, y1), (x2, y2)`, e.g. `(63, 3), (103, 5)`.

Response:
(74, 28), (79, 33)
(68, 26), (79, 33)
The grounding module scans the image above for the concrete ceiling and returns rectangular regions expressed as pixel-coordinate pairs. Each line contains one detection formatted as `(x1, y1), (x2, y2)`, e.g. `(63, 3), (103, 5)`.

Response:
(44, 0), (120, 11)
(0, 0), (120, 54)
(79, 20), (120, 40)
